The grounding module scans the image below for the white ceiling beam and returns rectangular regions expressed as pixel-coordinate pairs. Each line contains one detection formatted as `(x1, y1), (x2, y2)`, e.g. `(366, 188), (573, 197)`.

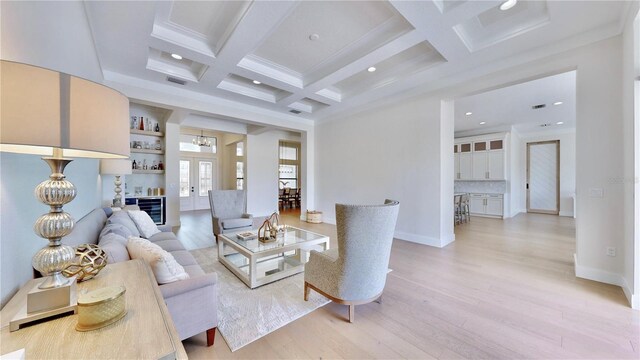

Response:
(388, 0), (498, 61)
(201, 1), (299, 87)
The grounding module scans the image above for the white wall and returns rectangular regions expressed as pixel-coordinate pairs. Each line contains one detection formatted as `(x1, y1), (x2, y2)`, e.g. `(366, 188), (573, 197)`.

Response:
(246, 130), (302, 217)
(508, 128), (523, 217)
(164, 122), (181, 226)
(0, 154), (101, 307)
(517, 130), (576, 217)
(621, 4), (640, 308)
(316, 35), (630, 294)
(316, 97), (453, 247)
(0, 0), (104, 307)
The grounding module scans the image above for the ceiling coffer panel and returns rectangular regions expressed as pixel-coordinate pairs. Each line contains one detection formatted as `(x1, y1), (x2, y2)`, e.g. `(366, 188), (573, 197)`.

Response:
(333, 41), (445, 99)
(249, 1), (414, 86)
(217, 74), (292, 104)
(452, 0), (550, 52)
(146, 48), (208, 82)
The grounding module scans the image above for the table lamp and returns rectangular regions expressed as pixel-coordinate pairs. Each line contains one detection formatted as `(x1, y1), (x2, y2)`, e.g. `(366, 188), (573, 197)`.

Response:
(0, 60), (129, 321)
(100, 159), (132, 207)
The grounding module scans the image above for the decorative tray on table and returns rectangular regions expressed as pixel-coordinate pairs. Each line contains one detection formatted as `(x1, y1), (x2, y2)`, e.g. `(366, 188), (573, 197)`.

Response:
(236, 232), (257, 241)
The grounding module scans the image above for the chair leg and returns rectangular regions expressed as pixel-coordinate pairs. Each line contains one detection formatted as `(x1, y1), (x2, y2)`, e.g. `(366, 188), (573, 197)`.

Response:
(206, 327), (216, 347)
(348, 304), (354, 323)
(304, 282), (309, 301)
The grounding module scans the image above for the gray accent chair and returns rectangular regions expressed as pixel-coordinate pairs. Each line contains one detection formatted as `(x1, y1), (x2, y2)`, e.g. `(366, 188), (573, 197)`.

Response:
(304, 199), (400, 322)
(208, 190), (253, 239)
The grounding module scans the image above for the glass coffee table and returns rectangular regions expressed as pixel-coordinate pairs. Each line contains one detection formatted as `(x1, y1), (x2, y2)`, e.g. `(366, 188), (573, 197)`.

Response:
(217, 226), (330, 289)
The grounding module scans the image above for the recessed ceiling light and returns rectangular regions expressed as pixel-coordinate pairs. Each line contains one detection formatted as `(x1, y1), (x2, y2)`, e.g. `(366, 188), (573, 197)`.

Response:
(465, 112), (473, 116)
(368, 66), (376, 72)
(500, 0), (517, 11)
(171, 53), (183, 60)
(479, 121), (486, 125)
(252, 80), (261, 85)
(556, 121), (564, 125)
(553, 101), (563, 105)
(309, 34), (320, 41)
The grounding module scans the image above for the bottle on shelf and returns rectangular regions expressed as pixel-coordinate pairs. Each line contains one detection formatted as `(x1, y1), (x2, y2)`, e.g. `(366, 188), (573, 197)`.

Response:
(139, 116), (144, 131)
(132, 159), (137, 170)
(131, 116), (137, 129)
(158, 161), (164, 171)
(142, 159), (148, 170)
(152, 160), (157, 170)
(146, 119), (151, 132)
(155, 122), (160, 132)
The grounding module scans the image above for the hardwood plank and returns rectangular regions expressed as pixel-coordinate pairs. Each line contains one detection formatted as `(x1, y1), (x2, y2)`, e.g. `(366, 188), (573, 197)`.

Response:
(177, 209), (638, 359)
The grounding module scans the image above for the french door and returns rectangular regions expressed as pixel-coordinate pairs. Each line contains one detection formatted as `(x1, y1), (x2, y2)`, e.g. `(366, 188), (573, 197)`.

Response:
(180, 157), (218, 211)
(526, 140), (560, 215)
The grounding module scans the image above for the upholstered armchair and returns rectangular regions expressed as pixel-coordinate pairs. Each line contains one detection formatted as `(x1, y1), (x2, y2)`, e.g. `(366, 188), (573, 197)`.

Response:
(304, 199), (400, 322)
(208, 190), (253, 239)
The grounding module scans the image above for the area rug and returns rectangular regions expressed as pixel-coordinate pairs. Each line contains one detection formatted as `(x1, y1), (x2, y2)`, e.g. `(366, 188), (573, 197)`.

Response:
(190, 247), (330, 352)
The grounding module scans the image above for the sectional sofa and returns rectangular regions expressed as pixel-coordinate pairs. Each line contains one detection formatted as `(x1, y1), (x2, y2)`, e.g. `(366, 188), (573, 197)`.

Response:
(62, 207), (218, 346)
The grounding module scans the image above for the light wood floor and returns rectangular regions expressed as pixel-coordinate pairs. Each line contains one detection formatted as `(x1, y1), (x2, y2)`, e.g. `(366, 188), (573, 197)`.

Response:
(177, 210), (639, 359)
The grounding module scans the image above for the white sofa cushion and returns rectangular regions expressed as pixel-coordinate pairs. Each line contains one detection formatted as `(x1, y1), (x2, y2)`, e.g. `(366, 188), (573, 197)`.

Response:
(128, 210), (161, 238)
(107, 210), (140, 237)
(99, 233), (130, 263)
(127, 237), (189, 284)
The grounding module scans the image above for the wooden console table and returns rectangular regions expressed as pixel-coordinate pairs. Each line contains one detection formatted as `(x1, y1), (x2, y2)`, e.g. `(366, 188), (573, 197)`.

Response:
(0, 259), (187, 359)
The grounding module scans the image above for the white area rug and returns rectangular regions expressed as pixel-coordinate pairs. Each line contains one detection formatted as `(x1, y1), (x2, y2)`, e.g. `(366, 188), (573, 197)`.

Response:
(190, 247), (330, 352)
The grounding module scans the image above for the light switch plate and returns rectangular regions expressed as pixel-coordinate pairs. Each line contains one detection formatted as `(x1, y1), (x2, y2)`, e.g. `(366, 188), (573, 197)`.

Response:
(589, 188), (604, 198)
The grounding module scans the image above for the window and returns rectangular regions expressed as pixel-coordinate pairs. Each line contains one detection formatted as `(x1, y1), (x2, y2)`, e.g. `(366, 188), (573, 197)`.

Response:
(179, 160), (190, 197)
(236, 142), (244, 190)
(279, 141), (300, 189)
(199, 161), (213, 196)
(179, 134), (217, 153)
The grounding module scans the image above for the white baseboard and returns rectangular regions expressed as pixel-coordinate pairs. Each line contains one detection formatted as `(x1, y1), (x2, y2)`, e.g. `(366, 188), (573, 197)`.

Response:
(394, 231), (454, 248)
(323, 217), (336, 225)
(574, 254), (623, 285)
(559, 211), (574, 217)
(621, 277), (639, 309)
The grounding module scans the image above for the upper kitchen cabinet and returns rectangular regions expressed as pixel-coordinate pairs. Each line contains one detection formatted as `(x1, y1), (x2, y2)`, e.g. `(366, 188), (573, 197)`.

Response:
(454, 133), (507, 181)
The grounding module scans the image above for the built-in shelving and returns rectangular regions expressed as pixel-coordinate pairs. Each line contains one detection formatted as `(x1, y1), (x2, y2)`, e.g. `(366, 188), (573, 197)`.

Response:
(130, 148), (164, 155)
(130, 129), (164, 137)
(132, 169), (164, 175)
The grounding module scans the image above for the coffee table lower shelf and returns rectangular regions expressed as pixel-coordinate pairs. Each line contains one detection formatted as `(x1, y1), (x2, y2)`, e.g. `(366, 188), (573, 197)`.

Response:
(217, 229), (329, 289)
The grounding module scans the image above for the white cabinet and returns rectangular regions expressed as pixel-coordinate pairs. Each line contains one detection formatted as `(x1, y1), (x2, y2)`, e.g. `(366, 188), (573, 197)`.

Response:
(469, 193), (503, 218)
(486, 194), (504, 216)
(469, 194), (485, 214)
(454, 142), (472, 180)
(472, 151), (488, 180)
(487, 151), (504, 180)
(459, 153), (472, 179)
(455, 135), (506, 181)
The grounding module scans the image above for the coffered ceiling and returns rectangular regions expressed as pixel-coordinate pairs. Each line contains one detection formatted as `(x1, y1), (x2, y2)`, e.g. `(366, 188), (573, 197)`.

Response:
(83, 0), (629, 122)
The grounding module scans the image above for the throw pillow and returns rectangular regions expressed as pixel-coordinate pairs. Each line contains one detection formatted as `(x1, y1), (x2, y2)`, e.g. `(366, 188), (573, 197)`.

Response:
(99, 223), (132, 239)
(107, 211), (140, 237)
(126, 237), (189, 284)
(98, 233), (130, 263)
(128, 210), (160, 238)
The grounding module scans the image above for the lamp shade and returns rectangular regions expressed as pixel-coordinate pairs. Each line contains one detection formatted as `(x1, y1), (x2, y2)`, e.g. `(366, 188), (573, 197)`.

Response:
(100, 159), (132, 175)
(0, 60), (130, 159)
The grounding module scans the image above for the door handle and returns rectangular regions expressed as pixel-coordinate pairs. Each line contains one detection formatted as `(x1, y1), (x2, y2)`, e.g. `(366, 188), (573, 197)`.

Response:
(191, 186), (194, 193)
(526, 183), (529, 190)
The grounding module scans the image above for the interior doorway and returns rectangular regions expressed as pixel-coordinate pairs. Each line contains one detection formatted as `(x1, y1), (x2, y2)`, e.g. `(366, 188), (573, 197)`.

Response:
(526, 140), (560, 215)
(179, 157), (217, 211)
